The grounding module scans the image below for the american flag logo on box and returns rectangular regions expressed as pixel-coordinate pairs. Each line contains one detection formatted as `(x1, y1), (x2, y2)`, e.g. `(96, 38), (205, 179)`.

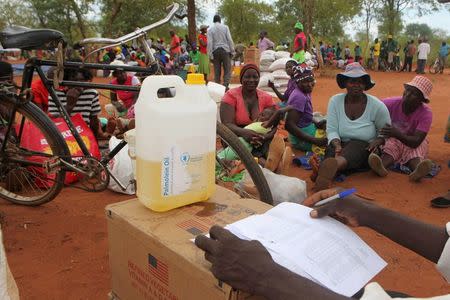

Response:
(148, 254), (169, 285)
(177, 219), (209, 235)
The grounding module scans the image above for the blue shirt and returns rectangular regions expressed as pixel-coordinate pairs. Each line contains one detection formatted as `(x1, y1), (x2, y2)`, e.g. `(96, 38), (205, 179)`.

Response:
(439, 45), (449, 57)
(326, 93), (391, 144)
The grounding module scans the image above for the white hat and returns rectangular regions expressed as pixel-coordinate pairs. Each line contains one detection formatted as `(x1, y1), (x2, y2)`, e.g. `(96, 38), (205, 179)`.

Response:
(110, 60), (126, 77)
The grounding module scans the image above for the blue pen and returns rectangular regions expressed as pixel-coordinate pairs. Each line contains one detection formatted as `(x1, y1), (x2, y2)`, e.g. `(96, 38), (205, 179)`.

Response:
(313, 188), (356, 207)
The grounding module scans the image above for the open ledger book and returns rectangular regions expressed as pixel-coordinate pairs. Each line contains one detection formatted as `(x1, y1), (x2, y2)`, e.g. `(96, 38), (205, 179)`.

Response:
(225, 202), (387, 297)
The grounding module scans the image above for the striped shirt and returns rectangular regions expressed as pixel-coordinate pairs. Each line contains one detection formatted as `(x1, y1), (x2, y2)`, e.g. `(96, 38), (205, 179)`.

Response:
(48, 89), (101, 125)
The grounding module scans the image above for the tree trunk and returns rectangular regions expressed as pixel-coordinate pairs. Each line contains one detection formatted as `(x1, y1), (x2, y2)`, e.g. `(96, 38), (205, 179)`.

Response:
(187, 0), (196, 46)
(300, 0), (314, 50)
(107, 0), (123, 35)
(69, 0), (87, 38)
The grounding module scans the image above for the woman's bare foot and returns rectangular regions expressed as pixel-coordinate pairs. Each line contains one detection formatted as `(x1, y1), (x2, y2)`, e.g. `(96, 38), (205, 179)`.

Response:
(314, 158), (338, 191)
(368, 153), (388, 177)
(409, 159), (432, 182)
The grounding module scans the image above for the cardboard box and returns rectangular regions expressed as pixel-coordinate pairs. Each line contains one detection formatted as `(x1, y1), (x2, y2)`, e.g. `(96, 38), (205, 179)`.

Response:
(106, 186), (270, 300)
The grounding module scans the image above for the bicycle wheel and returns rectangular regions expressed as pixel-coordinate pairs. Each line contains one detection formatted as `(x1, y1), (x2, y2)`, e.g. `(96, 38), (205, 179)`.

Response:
(429, 60), (439, 74)
(0, 96), (69, 205)
(216, 122), (273, 205)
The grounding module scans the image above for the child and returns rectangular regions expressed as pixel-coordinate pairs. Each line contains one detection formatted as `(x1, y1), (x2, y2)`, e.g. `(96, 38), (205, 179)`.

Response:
(268, 59), (298, 104)
(218, 106), (293, 168)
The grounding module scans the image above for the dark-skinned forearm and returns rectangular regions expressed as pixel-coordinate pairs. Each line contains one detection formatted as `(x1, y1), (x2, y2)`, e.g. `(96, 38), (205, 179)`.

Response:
(257, 263), (349, 300)
(285, 122), (317, 144)
(363, 205), (448, 263)
(393, 133), (423, 149)
(223, 123), (249, 138)
(271, 86), (286, 102)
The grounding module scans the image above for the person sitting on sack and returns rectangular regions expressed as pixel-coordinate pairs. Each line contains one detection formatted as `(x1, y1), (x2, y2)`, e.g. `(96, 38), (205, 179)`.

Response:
(369, 76), (434, 182)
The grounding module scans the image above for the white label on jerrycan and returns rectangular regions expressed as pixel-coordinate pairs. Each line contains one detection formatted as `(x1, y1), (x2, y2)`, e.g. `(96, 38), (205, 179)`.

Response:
(160, 137), (209, 197)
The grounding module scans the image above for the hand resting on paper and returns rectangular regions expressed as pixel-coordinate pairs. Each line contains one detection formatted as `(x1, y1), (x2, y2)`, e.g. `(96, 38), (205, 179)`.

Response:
(195, 226), (348, 300)
(303, 187), (376, 227)
(195, 190), (450, 299)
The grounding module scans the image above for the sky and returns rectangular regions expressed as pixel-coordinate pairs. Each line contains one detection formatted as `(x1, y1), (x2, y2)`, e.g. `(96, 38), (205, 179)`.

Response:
(202, 2), (450, 39)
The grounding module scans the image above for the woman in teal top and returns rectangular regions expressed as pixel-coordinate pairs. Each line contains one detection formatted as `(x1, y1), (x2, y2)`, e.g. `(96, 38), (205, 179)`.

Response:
(315, 63), (391, 191)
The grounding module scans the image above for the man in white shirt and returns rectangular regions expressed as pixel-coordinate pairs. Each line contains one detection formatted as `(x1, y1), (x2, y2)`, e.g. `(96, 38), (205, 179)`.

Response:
(417, 38), (431, 74)
(207, 14), (235, 90)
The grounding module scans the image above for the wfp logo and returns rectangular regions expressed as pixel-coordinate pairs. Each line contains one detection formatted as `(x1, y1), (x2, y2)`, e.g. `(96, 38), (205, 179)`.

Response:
(180, 152), (190, 165)
(162, 157), (170, 196)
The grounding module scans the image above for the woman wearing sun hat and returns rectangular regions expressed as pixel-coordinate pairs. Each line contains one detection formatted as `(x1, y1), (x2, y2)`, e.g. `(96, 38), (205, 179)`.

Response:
(314, 62), (391, 191)
(368, 75), (434, 182)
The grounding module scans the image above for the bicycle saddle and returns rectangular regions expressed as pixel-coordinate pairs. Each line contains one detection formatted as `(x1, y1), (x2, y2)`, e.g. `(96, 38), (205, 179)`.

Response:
(0, 25), (64, 50)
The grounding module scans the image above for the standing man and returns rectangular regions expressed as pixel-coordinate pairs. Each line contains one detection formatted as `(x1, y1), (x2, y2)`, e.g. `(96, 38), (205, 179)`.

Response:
(198, 25), (210, 82)
(292, 22), (307, 63)
(344, 45), (351, 60)
(386, 34), (398, 70)
(319, 41), (326, 62)
(354, 43), (362, 63)
(417, 38), (430, 74)
(402, 40), (416, 72)
(257, 31), (275, 53)
(373, 38), (381, 71)
(169, 30), (181, 66)
(438, 41), (449, 74)
(207, 14), (235, 90)
(335, 43), (342, 60)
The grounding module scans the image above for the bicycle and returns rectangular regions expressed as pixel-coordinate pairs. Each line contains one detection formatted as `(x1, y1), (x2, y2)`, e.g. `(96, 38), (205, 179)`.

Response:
(429, 56), (444, 74)
(0, 4), (273, 206)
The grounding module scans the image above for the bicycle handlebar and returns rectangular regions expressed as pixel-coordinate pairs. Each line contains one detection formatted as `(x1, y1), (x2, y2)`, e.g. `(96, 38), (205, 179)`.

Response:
(79, 3), (179, 60)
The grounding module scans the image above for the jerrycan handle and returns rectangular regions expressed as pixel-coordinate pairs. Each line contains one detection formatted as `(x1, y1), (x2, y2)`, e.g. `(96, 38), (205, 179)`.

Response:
(139, 75), (185, 100)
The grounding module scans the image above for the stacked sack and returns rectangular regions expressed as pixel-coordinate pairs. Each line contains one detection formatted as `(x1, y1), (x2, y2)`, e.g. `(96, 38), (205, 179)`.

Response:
(258, 50), (292, 93)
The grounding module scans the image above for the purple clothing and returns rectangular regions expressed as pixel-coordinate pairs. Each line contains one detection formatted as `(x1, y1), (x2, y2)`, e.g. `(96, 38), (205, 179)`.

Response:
(287, 87), (313, 128)
(283, 79), (296, 100)
(383, 97), (432, 135)
(258, 37), (275, 52)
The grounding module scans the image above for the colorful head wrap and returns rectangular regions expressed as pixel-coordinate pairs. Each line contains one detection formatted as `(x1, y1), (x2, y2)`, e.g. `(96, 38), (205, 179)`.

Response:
(240, 64), (260, 84)
(293, 64), (314, 83)
(294, 22), (304, 31)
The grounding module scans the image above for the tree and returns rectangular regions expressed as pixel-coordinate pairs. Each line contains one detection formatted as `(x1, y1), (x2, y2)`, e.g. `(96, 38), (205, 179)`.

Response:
(377, 0), (440, 36)
(359, 0), (381, 56)
(218, 0), (275, 43)
(187, 0), (196, 46)
(274, 0), (361, 44)
(404, 23), (433, 39)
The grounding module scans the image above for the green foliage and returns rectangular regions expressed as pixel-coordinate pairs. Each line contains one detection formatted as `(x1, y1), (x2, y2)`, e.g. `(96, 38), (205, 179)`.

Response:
(404, 23), (433, 40)
(218, 0), (275, 43)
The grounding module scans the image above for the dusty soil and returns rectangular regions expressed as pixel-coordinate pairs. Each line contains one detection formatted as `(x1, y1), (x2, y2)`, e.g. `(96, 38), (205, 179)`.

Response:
(2, 69), (449, 299)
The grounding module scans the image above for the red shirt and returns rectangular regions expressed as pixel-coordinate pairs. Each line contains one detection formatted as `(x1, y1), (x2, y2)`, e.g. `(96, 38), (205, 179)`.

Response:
(170, 35), (181, 55)
(198, 34), (207, 54)
(294, 32), (307, 51)
(111, 75), (140, 108)
(31, 79), (49, 112)
(222, 86), (275, 126)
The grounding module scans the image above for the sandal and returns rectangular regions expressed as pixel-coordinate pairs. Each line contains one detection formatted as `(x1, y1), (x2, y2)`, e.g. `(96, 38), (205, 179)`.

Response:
(430, 197), (450, 208)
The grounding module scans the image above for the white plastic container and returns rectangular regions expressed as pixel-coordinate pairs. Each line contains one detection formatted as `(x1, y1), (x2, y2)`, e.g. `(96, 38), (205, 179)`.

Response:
(207, 82), (226, 123)
(123, 129), (136, 180)
(135, 75), (217, 212)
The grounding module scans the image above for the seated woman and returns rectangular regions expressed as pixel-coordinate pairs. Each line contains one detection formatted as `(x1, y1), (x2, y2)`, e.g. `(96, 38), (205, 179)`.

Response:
(285, 65), (327, 153)
(220, 64), (283, 169)
(315, 63), (391, 191)
(369, 76), (433, 182)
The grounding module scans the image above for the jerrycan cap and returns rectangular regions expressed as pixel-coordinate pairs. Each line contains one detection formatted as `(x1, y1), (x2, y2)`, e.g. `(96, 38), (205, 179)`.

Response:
(186, 73), (206, 85)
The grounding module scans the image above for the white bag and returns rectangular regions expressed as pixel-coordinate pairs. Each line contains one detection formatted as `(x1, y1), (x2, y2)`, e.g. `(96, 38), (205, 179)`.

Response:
(260, 50), (276, 61)
(236, 168), (307, 206)
(107, 136), (136, 195)
(275, 51), (291, 60)
(258, 73), (275, 88)
(269, 58), (293, 72)
(272, 69), (291, 80)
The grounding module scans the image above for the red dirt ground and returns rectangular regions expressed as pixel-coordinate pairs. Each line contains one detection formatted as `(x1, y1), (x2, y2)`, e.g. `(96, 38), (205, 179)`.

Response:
(2, 70), (449, 299)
